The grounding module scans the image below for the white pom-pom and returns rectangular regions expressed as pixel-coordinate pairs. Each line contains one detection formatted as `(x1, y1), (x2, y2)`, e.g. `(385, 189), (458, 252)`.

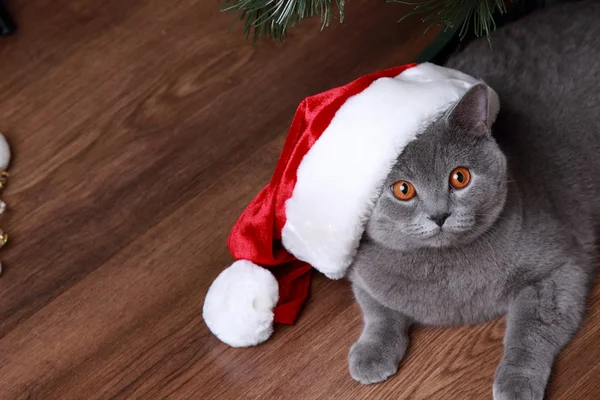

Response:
(0, 134), (10, 171)
(203, 260), (279, 347)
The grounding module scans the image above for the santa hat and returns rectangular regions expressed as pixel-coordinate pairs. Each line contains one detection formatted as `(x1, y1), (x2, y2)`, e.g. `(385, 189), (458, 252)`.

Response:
(203, 62), (500, 347)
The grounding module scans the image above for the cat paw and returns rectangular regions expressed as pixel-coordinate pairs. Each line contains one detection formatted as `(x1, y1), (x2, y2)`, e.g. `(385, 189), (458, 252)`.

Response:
(348, 341), (399, 384)
(493, 374), (545, 400)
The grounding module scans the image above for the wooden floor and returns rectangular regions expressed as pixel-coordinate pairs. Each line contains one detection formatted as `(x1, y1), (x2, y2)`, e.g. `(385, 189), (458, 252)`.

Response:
(0, 1), (599, 399)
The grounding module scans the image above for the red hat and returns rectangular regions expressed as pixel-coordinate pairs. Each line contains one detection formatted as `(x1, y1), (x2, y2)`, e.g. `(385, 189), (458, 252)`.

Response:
(203, 62), (499, 347)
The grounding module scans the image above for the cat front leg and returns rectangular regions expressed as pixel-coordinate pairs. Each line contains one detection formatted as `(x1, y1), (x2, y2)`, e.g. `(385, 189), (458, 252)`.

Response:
(493, 262), (589, 400)
(349, 285), (412, 384)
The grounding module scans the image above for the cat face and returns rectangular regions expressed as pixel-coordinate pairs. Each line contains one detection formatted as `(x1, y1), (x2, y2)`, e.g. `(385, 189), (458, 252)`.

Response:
(366, 84), (508, 251)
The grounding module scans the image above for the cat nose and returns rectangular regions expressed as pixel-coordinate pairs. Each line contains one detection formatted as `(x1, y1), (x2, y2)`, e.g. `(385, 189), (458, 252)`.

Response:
(430, 213), (450, 227)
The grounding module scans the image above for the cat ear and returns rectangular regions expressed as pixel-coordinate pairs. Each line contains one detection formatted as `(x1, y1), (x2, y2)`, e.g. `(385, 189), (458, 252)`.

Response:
(449, 83), (499, 135)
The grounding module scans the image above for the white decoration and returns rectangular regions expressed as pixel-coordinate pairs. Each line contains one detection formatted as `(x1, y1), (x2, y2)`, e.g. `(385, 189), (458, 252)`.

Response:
(281, 63), (500, 280)
(0, 133), (10, 171)
(203, 260), (279, 347)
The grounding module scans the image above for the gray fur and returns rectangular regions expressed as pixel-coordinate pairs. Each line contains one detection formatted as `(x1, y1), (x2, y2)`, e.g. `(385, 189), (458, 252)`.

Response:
(348, 2), (600, 399)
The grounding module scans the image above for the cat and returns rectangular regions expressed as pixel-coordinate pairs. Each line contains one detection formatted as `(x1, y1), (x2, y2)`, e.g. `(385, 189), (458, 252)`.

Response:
(347, 2), (600, 399)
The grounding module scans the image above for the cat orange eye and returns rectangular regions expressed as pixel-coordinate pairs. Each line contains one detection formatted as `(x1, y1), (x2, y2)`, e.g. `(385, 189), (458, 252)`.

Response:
(391, 181), (416, 201)
(450, 167), (471, 189)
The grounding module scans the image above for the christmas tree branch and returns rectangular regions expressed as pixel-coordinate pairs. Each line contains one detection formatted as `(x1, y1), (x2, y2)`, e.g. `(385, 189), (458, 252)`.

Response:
(392, 0), (509, 39)
(221, 0), (512, 41)
(222, 0), (345, 40)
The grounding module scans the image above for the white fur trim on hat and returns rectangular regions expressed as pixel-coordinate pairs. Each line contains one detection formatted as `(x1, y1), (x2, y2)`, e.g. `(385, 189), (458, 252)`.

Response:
(203, 260), (279, 347)
(0, 133), (11, 171)
(281, 63), (500, 280)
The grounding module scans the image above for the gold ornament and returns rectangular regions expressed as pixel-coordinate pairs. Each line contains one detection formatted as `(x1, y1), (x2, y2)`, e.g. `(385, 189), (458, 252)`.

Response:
(0, 171), (8, 190)
(0, 232), (7, 248)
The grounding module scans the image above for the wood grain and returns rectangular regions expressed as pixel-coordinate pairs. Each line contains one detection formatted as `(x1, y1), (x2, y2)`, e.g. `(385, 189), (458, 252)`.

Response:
(0, 0), (598, 399)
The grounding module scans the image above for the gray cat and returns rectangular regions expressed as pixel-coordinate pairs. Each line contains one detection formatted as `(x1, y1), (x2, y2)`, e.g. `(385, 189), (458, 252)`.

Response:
(348, 2), (600, 399)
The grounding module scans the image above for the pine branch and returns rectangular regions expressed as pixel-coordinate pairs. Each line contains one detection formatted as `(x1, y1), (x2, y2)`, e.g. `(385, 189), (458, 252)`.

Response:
(222, 0), (345, 40)
(221, 0), (514, 42)
(391, 0), (511, 40)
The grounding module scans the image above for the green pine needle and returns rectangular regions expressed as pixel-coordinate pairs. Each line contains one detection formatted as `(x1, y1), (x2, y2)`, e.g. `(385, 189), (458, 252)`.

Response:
(222, 0), (345, 40)
(391, 0), (510, 40)
(221, 0), (513, 42)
